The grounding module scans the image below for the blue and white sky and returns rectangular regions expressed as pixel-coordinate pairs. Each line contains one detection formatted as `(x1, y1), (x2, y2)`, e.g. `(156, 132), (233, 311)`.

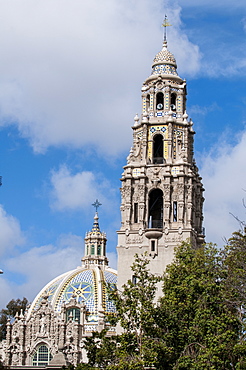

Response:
(0, 0), (246, 309)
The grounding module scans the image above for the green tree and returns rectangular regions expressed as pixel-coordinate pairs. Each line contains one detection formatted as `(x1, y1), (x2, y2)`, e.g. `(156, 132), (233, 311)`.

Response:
(81, 238), (246, 369)
(83, 254), (162, 369)
(0, 297), (28, 340)
(158, 242), (245, 370)
(107, 253), (162, 368)
(224, 227), (246, 311)
(223, 227), (246, 368)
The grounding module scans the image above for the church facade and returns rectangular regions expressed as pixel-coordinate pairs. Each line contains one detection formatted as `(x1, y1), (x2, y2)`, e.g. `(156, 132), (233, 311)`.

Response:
(3, 33), (204, 368)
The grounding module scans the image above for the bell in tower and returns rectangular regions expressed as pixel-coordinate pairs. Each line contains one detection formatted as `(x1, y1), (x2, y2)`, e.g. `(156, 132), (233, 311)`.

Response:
(117, 24), (205, 294)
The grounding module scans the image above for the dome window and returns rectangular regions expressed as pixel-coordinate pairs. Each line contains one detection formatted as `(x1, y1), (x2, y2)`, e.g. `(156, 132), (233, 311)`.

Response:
(91, 245), (95, 255)
(66, 308), (80, 323)
(97, 245), (101, 255)
(156, 92), (164, 110)
(32, 345), (52, 366)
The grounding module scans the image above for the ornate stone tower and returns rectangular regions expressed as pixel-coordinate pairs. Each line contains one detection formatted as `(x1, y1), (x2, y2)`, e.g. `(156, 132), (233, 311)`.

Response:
(117, 37), (205, 292)
(82, 211), (109, 269)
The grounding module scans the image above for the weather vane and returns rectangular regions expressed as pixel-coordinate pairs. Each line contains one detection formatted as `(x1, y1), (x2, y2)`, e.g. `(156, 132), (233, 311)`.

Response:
(162, 15), (172, 42)
(92, 199), (102, 212)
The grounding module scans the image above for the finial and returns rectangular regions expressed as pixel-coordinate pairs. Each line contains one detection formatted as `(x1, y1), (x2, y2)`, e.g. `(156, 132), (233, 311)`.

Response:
(92, 199), (102, 212)
(162, 15), (172, 43)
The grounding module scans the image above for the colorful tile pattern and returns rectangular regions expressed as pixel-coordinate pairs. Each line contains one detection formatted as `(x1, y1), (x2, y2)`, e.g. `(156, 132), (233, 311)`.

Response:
(104, 271), (117, 313)
(133, 168), (141, 177)
(171, 167), (180, 176)
(152, 64), (177, 76)
(55, 269), (95, 313)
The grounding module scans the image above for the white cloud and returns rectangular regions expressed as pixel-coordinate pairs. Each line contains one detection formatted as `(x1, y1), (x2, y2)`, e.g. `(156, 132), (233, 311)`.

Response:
(50, 166), (97, 210)
(0, 205), (25, 257)
(189, 103), (220, 117)
(165, 5), (201, 77)
(50, 165), (116, 211)
(242, 17), (246, 32)
(0, 0), (202, 156)
(200, 130), (246, 246)
(1, 233), (118, 309)
(2, 234), (83, 308)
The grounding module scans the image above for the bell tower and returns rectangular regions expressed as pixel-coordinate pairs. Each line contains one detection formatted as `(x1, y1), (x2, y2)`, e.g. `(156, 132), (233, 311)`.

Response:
(117, 34), (205, 291)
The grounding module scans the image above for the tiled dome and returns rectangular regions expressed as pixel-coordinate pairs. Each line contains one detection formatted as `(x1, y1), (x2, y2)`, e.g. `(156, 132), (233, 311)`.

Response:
(152, 41), (178, 76)
(27, 265), (117, 327)
(27, 209), (117, 332)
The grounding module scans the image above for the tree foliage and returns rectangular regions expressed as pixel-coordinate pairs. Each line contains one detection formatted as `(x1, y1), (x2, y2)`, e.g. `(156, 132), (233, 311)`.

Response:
(157, 240), (246, 369)
(82, 253), (162, 369)
(81, 233), (246, 369)
(0, 297), (29, 340)
(82, 231), (246, 370)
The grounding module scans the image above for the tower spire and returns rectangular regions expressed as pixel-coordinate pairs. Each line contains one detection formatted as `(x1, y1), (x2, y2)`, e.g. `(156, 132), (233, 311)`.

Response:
(117, 29), (205, 297)
(162, 15), (172, 43)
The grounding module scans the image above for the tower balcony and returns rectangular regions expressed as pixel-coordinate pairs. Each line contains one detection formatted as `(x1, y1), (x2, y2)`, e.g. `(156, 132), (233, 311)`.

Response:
(144, 218), (163, 239)
(149, 219), (163, 228)
(153, 157), (165, 164)
(145, 228), (163, 240)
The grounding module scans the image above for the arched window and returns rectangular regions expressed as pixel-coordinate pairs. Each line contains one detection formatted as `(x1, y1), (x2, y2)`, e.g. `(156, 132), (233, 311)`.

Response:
(171, 93), (176, 111)
(66, 308), (80, 323)
(32, 345), (52, 366)
(148, 189), (163, 229)
(91, 245), (95, 255)
(153, 134), (164, 164)
(156, 92), (164, 110)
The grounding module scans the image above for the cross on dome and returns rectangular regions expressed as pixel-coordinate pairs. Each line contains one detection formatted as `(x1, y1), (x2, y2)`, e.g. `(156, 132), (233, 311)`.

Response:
(162, 15), (172, 43)
(92, 199), (102, 212)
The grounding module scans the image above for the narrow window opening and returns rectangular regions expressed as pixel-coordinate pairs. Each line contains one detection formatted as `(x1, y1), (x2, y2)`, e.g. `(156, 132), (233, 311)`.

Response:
(132, 275), (137, 285)
(91, 245), (95, 255)
(134, 203), (138, 223)
(171, 93), (176, 111)
(146, 94), (150, 111)
(173, 201), (177, 222)
(151, 240), (155, 252)
(148, 189), (163, 229)
(156, 92), (164, 110)
(153, 134), (164, 164)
